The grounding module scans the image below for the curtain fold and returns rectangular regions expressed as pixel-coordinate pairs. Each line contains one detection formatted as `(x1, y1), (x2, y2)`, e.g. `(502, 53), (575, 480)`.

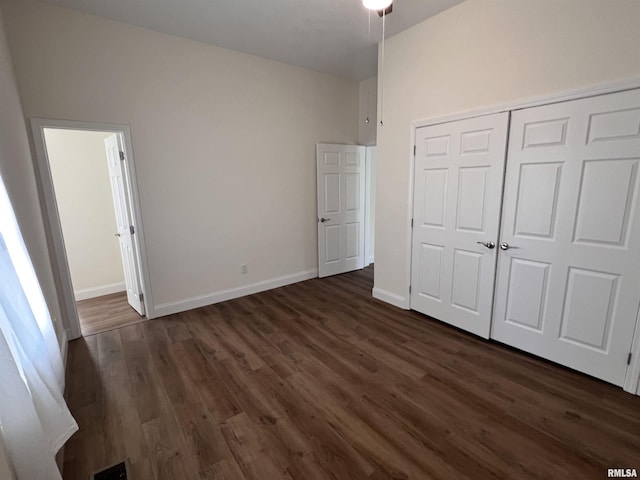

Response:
(0, 428), (15, 480)
(0, 177), (78, 479)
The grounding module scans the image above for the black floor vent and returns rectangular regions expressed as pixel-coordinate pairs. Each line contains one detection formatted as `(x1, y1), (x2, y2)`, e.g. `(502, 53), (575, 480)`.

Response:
(91, 459), (130, 480)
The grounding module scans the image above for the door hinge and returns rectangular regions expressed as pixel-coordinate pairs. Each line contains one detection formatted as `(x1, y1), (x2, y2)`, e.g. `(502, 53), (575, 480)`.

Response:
(411, 218), (414, 228)
(119, 150), (125, 161)
(413, 145), (416, 156)
(129, 225), (135, 235)
(409, 285), (412, 294)
(140, 293), (144, 302)
(627, 352), (632, 365)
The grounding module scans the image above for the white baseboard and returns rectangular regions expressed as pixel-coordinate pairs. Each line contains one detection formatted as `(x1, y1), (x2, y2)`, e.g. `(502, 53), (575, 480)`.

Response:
(372, 287), (410, 309)
(74, 282), (125, 301)
(153, 269), (318, 318)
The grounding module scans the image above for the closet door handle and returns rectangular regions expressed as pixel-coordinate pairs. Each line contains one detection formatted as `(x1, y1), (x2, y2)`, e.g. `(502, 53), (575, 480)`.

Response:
(476, 241), (495, 249)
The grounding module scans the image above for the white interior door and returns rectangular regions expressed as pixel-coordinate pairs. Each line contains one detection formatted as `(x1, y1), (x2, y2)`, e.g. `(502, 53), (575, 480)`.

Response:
(317, 143), (366, 278)
(105, 134), (145, 315)
(492, 89), (640, 386)
(410, 113), (509, 338)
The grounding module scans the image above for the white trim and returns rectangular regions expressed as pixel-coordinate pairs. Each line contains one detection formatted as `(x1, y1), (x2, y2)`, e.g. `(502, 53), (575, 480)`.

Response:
(405, 125), (417, 310)
(368, 255), (374, 265)
(153, 269), (318, 318)
(364, 150), (370, 268)
(74, 282), (125, 301)
(372, 287), (409, 310)
(29, 119), (155, 338)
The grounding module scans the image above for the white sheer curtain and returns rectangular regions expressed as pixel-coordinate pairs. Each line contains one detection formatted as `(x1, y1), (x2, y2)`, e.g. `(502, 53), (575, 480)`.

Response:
(0, 175), (78, 479)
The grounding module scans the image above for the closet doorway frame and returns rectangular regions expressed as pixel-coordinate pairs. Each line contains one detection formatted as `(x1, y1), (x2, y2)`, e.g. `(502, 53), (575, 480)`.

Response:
(406, 77), (640, 395)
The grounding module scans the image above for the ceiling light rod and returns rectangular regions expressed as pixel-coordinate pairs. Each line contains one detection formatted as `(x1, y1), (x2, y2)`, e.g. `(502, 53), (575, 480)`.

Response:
(363, 0), (392, 11)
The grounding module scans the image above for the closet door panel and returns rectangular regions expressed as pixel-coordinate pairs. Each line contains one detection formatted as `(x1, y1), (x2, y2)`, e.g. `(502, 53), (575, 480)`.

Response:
(411, 112), (509, 338)
(492, 88), (640, 387)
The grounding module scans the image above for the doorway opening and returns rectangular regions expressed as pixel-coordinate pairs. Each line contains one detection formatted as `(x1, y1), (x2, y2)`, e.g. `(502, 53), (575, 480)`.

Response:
(31, 119), (151, 339)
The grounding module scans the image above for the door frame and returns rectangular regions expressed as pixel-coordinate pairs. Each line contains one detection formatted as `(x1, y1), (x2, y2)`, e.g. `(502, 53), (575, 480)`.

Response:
(364, 145), (376, 267)
(30, 118), (154, 341)
(404, 77), (640, 394)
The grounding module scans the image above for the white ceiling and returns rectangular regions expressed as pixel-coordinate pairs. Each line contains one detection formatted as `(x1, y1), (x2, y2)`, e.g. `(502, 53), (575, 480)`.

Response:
(37, 0), (464, 80)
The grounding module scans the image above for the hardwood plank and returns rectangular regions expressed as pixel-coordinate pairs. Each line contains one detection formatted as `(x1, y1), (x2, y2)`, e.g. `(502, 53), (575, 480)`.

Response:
(122, 337), (171, 423)
(288, 371), (448, 480)
(197, 376), (243, 424)
(62, 402), (106, 478)
(183, 310), (233, 361)
(211, 317), (266, 371)
(201, 458), (247, 480)
(76, 291), (146, 336)
(66, 335), (100, 409)
(99, 333), (147, 470)
(173, 402), (232, 472)
(119, 322), (145, 343)
(143, 414), (199, 480)
(164, 314), (193, 343)
(152, 339), (202, 410)
(221, 412), (293, 480)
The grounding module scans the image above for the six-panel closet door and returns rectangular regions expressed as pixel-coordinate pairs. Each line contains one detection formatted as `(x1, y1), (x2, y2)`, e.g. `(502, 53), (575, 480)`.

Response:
(410, 113), (509, 338)
(491, 89), (640, 386)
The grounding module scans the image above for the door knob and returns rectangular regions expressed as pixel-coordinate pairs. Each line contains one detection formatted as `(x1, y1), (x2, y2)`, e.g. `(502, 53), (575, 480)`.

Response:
(476, 241), (495, 249)
(500, 242), (518, 250)
(320, 218), (331, 223)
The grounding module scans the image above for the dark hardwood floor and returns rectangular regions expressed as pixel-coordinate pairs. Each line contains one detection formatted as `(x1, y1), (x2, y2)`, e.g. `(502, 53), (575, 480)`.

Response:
(76, 291), (147, 336)
(63, 266), (640, 479)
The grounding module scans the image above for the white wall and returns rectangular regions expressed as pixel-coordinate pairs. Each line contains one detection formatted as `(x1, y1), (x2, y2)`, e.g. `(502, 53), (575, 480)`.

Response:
(44, 129), (125, 299)
(0, 5), (64, 341)
(373, 0), (640, 305)
(358, 76), (377, 146)
(1, 0), (358, 315)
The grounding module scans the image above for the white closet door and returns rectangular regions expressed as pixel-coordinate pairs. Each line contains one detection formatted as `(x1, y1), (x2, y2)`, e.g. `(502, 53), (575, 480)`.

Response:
(411, 113), (509, 338)
(492, 89), (640, 386)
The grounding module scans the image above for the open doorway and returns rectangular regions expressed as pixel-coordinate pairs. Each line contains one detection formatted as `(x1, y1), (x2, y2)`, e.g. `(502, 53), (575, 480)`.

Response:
(31, 120), (151, 338)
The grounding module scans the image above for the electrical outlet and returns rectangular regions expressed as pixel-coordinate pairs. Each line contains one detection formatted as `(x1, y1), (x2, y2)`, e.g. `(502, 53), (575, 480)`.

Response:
(241, 264), (248, 274)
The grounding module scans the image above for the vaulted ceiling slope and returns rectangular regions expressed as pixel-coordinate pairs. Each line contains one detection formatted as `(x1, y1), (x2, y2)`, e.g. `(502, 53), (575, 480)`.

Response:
(36, 0), (464, 80)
